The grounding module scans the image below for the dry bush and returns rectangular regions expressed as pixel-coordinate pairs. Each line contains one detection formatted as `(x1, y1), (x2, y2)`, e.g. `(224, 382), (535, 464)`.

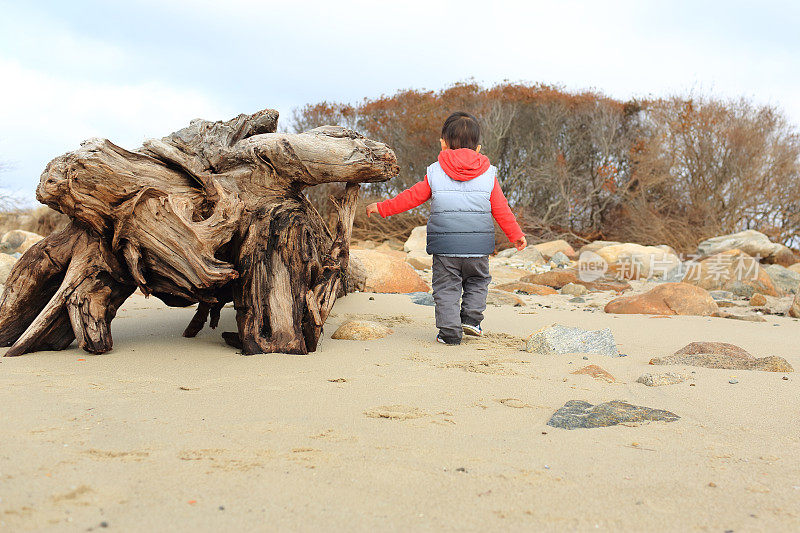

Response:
(607, 97), (800, 252)
(292, 83), (800, 250)
(0, 206), (70, 236)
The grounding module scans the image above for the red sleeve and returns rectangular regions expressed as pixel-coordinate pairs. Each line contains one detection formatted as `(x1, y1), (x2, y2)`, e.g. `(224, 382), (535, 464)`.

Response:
(376, 176), (432, 217)
(490, 178), (524, 242)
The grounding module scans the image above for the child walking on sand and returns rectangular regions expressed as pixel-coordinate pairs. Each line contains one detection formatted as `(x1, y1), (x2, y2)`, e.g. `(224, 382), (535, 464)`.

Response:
(366, 112), (526, 345)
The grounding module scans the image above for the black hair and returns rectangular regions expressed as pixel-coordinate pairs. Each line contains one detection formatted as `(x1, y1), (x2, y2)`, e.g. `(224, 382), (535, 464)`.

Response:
(441, 111), (480, 150)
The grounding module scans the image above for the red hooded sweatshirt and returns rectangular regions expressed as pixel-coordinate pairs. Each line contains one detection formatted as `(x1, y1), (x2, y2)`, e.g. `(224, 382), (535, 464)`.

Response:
(376, 149), (524, 243)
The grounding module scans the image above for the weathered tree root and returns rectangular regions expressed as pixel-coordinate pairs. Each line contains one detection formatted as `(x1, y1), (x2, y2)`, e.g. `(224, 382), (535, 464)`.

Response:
(0, 109), (397, 356)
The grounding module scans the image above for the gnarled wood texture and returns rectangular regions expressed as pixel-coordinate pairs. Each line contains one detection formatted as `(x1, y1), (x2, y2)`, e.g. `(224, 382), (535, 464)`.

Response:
(0, 109), (397, 356)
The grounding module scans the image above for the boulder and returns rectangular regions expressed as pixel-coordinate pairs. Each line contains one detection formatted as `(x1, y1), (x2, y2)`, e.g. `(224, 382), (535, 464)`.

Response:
(650, 341), (793, 372)
(494, 281), (558, 296)
(790, 293), (800, 318)
(604, 282), (719, 316)
(636, 372), (687, 387)
(748, 293), (767, 307)
(561, 282), (588, 297)
(406, 250), (433, 270)
(547, 400), (679, 430)
(549, 251), (572, 267)
(403, 226), (432, 269)
(496, 247), (518, 258)
(763, 264), (800, 294)
(509, 246), (546, 266)
(578, 241), (620, 256)
(571, 364), (616, 382)
(682, 249), (781, 297)
(709, 290), (735, 301)
(0, 230), (43, 255)
(403, 226), (427, 253)
(350, 249), (430, 294)
(525, 324), (619, 357)
(521, 270), (580, 289)
(532, 239), (577, 259)
(696, 229), (789, 263)
(488, 263), (532, 285)
(486, 289), (525, 307)
(763, 245), (798, 267)
(0, 253), (17, 284)
(592, 243), (681, 280)
(331, 320), (392, 340)
(788, 263), (800, 275)
(347, 254), (367, 292)
(521, 270), (631, 293)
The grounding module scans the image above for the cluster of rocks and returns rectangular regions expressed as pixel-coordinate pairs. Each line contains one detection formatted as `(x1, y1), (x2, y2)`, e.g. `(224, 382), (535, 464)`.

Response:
(350, 226), (800, 321)
(0, 229), (44, 285)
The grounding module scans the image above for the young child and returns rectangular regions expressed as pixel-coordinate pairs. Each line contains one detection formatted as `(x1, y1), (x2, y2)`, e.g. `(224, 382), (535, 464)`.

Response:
(366, 111), (527, 345)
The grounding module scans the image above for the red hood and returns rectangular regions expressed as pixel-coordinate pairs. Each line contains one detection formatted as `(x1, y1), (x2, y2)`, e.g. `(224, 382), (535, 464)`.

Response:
(438, 149), (490, 181)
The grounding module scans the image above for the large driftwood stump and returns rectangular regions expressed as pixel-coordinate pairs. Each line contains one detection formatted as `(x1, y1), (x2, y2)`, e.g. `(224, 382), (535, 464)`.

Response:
(0, 109), (398, 356)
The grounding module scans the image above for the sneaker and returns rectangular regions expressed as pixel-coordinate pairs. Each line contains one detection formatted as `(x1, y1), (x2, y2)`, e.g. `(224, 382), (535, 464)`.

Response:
(436, 334), (461, 345)
(462, 324), (483, 337)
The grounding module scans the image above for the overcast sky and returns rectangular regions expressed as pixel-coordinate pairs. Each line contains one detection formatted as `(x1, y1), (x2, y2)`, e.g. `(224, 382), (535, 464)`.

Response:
(1, 0), (798, 203)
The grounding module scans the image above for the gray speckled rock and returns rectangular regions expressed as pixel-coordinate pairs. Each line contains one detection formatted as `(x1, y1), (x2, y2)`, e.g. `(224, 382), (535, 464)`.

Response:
(409, 292), (435, 306)
(636, 372), (687, 387)
(764, 264), (800, 295)
(525, 324), (618, 357)
(550, 251), (571, 267)
(709, 290), (735, 301)
(726, 280), (756, 298)
(547, 400), (680, 429)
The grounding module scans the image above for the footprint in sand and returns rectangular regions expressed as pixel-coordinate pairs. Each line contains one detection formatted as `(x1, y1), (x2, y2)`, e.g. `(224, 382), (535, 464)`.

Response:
(495, 398), (531, 408)
(364, 405), (428, 420)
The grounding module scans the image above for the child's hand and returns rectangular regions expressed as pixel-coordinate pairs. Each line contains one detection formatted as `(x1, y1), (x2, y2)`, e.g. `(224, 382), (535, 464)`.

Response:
(514, 236), (527, 251)
(365, 203), (380, 218)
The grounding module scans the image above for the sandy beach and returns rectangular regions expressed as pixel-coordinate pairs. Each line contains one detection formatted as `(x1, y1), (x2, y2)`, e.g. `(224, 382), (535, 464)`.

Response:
(2, 289), (799, 532)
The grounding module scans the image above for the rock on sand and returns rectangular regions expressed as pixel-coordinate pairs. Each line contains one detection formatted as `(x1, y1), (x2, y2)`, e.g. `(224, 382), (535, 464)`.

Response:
(331, 320), (392, 340)
(683, 249), (781, 297)
(636, 372), (687, 387)
(696, 229), (795, 265)
(547, 400), (680, 429)
(494, 282), (558, 296)
(525, 324), (619, 357)
(350, 249), (430, 293)
(604, 282), (719, 316)
(532, 239), (577, 259)
(650, 341), (793, 372)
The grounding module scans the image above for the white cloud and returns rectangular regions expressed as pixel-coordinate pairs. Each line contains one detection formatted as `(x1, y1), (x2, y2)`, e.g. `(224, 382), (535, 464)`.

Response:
(0, 58), (232, 201)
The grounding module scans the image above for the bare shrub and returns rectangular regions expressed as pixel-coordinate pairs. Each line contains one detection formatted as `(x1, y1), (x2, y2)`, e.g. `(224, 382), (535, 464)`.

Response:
(292, 84), (800, 250)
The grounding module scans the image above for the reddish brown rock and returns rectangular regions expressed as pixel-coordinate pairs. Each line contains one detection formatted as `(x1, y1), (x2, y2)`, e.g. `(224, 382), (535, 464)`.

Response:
(571, 364), (616, 382)
(521, 270), (631, 293)
(749, 293), (767, 307)
(651, 341), (793, 372)
(495, 281), (558, 296)
(683, 249), (781, 297)
(604, 283), (718, 316)
(350, 249), (430, 294)
(520, 270), (580, 289)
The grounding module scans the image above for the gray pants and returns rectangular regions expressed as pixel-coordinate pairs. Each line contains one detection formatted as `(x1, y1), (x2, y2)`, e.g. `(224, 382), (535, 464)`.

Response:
(432, 255), (492, 342)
